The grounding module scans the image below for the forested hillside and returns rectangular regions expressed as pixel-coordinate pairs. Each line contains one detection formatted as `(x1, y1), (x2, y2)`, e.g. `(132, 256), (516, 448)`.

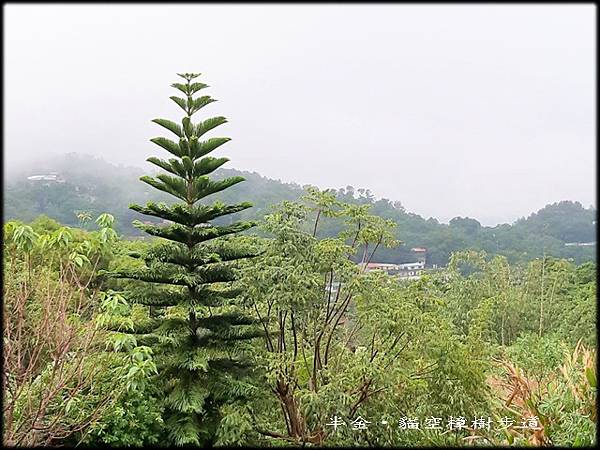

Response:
(4, 153), (596, 267)
(4, 73), (595, 448)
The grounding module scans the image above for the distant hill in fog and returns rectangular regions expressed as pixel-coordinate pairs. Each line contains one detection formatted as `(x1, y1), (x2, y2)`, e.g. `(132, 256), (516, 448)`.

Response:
(4, 153), (596, 266)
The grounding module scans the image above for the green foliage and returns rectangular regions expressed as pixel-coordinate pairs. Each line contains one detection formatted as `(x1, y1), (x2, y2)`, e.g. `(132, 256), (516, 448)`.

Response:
(552, 262), (597, 347)
(6, 153), (595, 267)
(489, 341), (596, 446)
(105, 73), (260, 446)
(84, 385), (165, 447)
(2, 83), (595, 448)
(241, 194), (494, 446)
(505, 333), (569, 377)
(64, 351), (165, 447)
(239, 206), (596, 447)
(3, 215), (131, 446)
(4, 206), (595, 447)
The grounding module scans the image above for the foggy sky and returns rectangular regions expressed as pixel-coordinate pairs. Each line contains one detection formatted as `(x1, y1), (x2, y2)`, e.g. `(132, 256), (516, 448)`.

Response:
(4, 4), (596, 225)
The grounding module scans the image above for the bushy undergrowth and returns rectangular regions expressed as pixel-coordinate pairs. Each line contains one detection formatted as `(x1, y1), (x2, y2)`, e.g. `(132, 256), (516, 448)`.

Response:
(3, 209), (596, 447)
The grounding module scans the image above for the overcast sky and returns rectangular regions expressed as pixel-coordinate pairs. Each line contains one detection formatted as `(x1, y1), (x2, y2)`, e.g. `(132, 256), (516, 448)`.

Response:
(4, 4), (596, 225)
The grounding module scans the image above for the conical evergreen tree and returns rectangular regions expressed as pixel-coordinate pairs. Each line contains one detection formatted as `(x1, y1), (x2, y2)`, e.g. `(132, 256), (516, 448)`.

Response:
(113, 73), (262, 446)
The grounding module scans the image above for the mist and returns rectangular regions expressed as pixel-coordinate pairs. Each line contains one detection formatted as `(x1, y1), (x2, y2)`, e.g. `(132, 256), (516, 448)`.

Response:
(4, 4), (596, 225)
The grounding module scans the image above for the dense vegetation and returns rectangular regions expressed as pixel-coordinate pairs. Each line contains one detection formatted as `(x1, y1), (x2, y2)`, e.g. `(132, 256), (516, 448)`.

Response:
(5, 156), (596, 268)
(4, 206), (596, 446)
(108, 73), (262, 445)
(3, 74), (596, 447)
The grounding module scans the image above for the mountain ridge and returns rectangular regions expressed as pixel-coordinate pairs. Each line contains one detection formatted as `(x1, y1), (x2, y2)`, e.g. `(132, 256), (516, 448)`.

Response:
(4, 153), (596, 266)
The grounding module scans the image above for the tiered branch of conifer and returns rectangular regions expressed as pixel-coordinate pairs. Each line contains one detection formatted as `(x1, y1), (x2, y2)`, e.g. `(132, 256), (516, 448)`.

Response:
(111, 73), (261, 446)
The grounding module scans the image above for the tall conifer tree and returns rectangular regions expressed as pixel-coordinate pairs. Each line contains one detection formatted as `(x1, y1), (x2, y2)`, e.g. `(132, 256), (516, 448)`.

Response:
(113, 73), (261, 445)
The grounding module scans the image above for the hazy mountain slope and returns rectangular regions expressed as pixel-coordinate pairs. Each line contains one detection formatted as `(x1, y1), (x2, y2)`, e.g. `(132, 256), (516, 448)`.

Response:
(4, 153), (596, 266)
